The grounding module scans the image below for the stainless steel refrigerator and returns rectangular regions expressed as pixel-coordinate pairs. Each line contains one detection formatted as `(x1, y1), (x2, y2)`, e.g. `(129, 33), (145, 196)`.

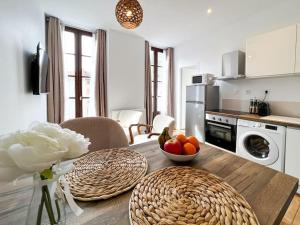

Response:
(185, 85), (219, 142)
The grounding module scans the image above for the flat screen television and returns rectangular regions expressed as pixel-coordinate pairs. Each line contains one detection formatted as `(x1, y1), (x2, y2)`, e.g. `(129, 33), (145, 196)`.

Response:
(31, 42), (49, 95)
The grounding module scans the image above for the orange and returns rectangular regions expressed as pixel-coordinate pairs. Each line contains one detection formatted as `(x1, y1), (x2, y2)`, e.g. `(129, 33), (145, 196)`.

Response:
(176, 134), (187, 144)
(186, 136), (200, 150)
(183, 143), (197, 155)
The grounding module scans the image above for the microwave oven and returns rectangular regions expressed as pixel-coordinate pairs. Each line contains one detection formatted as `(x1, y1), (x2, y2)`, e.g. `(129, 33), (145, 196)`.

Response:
(192, 74), (215, 85)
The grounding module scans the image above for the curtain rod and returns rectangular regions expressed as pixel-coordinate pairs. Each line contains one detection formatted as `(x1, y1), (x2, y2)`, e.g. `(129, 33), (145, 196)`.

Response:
(45, 15), (102, 34)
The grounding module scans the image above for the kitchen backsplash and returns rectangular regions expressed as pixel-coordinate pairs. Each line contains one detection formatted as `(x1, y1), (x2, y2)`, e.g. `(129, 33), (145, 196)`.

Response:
(222, 99), (300, 118)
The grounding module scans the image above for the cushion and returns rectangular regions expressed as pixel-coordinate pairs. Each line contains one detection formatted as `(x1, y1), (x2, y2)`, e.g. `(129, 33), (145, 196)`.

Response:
(152, 115), (175, 136)
(118, 110), (143, 128)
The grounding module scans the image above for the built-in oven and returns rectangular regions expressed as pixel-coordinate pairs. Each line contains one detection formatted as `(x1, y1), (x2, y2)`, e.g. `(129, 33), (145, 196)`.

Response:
(205, 113), (237, 153)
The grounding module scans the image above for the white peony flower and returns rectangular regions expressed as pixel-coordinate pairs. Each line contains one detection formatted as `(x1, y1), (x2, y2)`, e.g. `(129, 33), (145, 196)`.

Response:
(30, 122), (90, 159)
(0, 122), (90, 182)
(0, 130), (67, 171)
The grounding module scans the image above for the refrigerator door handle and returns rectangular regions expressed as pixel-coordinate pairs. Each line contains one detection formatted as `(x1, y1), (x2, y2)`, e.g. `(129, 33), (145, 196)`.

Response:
(186, 101), (204, 104)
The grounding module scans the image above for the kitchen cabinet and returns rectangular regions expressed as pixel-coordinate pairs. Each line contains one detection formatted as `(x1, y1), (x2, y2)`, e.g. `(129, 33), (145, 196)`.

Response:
(285, 127), (300, 193)
(295, 24), (300, 73)
(246, 25), (297, 77)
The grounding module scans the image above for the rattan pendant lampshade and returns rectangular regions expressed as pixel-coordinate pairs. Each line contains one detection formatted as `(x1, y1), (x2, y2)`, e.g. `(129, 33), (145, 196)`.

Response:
(115, 0), (143, 29)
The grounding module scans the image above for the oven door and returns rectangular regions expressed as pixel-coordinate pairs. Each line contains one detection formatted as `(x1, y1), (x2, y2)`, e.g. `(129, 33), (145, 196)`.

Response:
(205, 120), (236, 152)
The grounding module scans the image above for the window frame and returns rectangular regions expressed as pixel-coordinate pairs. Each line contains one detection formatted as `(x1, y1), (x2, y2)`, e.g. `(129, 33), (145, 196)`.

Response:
(150, 46), (164, 117)
(64, 26), (93, 118)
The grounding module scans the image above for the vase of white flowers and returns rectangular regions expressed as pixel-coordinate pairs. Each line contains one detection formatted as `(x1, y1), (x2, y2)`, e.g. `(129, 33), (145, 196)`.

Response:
(26, 173), (66, 225)
(0, 122), (90, 225)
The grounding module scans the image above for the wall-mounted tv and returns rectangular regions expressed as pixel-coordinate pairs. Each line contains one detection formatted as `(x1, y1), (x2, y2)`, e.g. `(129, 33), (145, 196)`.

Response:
(31, 42), (49, 95)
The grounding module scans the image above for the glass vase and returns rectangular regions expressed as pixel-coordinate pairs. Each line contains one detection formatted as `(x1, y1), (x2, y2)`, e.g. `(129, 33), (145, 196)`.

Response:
(26, 174), (66, 225)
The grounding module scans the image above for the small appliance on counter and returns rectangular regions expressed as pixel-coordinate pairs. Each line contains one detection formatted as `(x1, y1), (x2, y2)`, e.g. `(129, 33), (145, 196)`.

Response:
(205, 113), (237, 153)
(249, 91), (271, 116)
(257, 101), (271, 116)
(185, 85), (219, 142)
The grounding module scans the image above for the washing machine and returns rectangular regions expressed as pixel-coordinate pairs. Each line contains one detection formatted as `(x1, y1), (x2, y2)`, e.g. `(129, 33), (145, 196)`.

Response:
(236, 119), (286, 171)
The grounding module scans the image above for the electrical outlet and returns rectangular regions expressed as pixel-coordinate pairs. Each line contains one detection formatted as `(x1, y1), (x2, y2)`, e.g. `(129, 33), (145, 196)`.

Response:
(245, 90), (251, 95)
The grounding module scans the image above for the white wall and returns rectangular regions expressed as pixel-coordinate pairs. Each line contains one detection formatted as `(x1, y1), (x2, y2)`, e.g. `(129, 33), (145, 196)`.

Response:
(0, 0), (47, 135)
(175, 1), (300, 122)
(107, 29), (145, 115)
(220, 76), (300, 103)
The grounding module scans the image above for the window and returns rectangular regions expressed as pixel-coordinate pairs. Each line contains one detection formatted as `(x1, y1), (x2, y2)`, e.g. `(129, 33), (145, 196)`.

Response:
(63, 27), (95, 120)
(150, 47), (167, 117)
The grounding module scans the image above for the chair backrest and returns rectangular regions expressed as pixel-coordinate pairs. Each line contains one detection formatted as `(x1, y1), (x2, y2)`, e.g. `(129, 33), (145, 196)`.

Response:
(111, 110), (143, 128)
(60, 117), (129, 152)
(152, 115), (176, 136)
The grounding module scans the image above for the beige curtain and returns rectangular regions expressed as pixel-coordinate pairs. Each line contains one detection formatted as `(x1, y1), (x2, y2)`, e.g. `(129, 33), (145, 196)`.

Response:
(47, 17), (64, 123)
(145, 41), (153, 125)
(166, 47), (175, 117)
(95, 29), (108, 117)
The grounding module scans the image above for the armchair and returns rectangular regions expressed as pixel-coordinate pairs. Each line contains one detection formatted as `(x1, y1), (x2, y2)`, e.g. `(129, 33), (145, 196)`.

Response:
(129, 115), (175, 145)
(111, 109), (143, 142)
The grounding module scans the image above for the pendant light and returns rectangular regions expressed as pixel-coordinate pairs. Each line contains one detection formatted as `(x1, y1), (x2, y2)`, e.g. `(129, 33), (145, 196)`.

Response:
(115, 0), (143, 29)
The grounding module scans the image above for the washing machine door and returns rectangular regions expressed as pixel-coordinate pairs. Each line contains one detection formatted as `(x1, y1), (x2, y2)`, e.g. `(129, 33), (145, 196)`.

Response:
(238, 131), (279, 166)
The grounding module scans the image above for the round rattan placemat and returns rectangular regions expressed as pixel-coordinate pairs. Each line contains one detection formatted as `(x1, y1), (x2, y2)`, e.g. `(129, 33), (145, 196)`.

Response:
(64, 148), (148, 201)
(129, 166), (260, 225)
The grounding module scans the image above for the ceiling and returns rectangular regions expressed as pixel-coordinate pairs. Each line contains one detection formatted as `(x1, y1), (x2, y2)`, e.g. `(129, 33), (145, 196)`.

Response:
(40, 0), (296, 48)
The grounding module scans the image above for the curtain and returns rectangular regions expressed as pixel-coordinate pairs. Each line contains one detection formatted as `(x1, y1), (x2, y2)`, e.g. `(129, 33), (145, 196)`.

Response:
(166, 47), (175, 117)
(144, 41), (153, 125)
(47, 17), (65, 123)
(95, 29), (108, 117)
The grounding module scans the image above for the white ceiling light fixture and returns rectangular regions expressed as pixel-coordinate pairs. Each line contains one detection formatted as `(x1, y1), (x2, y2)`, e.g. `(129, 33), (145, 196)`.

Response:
(207, 8), (212, 15)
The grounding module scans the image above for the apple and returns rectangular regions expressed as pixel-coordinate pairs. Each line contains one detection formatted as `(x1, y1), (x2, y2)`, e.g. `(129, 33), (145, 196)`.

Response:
(164, 139), (182, 155)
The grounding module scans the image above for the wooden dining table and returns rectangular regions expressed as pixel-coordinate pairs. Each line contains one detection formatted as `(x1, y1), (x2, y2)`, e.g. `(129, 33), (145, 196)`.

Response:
(0, 141), (298, 225)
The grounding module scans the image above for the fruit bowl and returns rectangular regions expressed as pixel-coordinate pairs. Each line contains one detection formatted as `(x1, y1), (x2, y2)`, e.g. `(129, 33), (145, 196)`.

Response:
(158, 130), (201, 162)
(160, 148), (200, 162)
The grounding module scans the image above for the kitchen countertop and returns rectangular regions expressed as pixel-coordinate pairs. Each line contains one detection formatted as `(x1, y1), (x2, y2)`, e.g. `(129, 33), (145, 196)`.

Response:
(240, 114), (300, 128)
(206, 110), (300, 128)
(206, 109), (249, 118)
(0, 142), (298, 225)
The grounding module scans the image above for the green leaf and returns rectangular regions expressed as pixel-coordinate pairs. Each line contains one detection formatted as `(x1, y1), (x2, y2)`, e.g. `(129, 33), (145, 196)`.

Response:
(40, 168), (53, 180)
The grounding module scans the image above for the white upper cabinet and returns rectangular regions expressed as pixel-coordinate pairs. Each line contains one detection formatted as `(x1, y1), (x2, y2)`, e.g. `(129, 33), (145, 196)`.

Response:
(246, 25), (297, 77)
(295, 24), (300, 73)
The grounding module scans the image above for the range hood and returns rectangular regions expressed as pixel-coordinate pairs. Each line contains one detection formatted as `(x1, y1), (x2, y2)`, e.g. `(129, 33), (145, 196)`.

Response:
(219, 50), (245, 80)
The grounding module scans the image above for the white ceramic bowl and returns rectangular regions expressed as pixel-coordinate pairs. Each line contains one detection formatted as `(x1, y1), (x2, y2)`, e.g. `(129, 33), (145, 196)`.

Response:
(160, 148), (200, 162)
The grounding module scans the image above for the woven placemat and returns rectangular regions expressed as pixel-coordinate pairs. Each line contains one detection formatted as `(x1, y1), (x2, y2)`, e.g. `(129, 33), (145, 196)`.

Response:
(64, 148), (148, 201)
(129, 166), (260, 225)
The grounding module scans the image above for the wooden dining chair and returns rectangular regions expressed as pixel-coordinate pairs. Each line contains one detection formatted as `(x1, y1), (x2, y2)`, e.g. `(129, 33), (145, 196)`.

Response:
(61, 117), (129, 152)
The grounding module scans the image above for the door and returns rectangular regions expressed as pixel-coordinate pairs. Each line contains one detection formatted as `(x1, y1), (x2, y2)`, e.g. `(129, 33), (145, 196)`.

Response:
(186, 85), (205, 102)
(238, 131), (279, 166)
(246, 25), (297, 77)
(63, 27), (94, 120)
(285, 127), (300, 193)
(185, 102), (205, 142)
(296, 24), (300, 73)
(205, 121), (236, 152)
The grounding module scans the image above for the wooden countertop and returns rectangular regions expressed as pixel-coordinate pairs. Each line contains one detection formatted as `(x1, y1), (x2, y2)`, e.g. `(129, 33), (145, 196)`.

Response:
(0, 142), (298, 225)
(240, 115), (300, 128)
(206, 110), (249, 118)
(206, 110), (300, 128)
